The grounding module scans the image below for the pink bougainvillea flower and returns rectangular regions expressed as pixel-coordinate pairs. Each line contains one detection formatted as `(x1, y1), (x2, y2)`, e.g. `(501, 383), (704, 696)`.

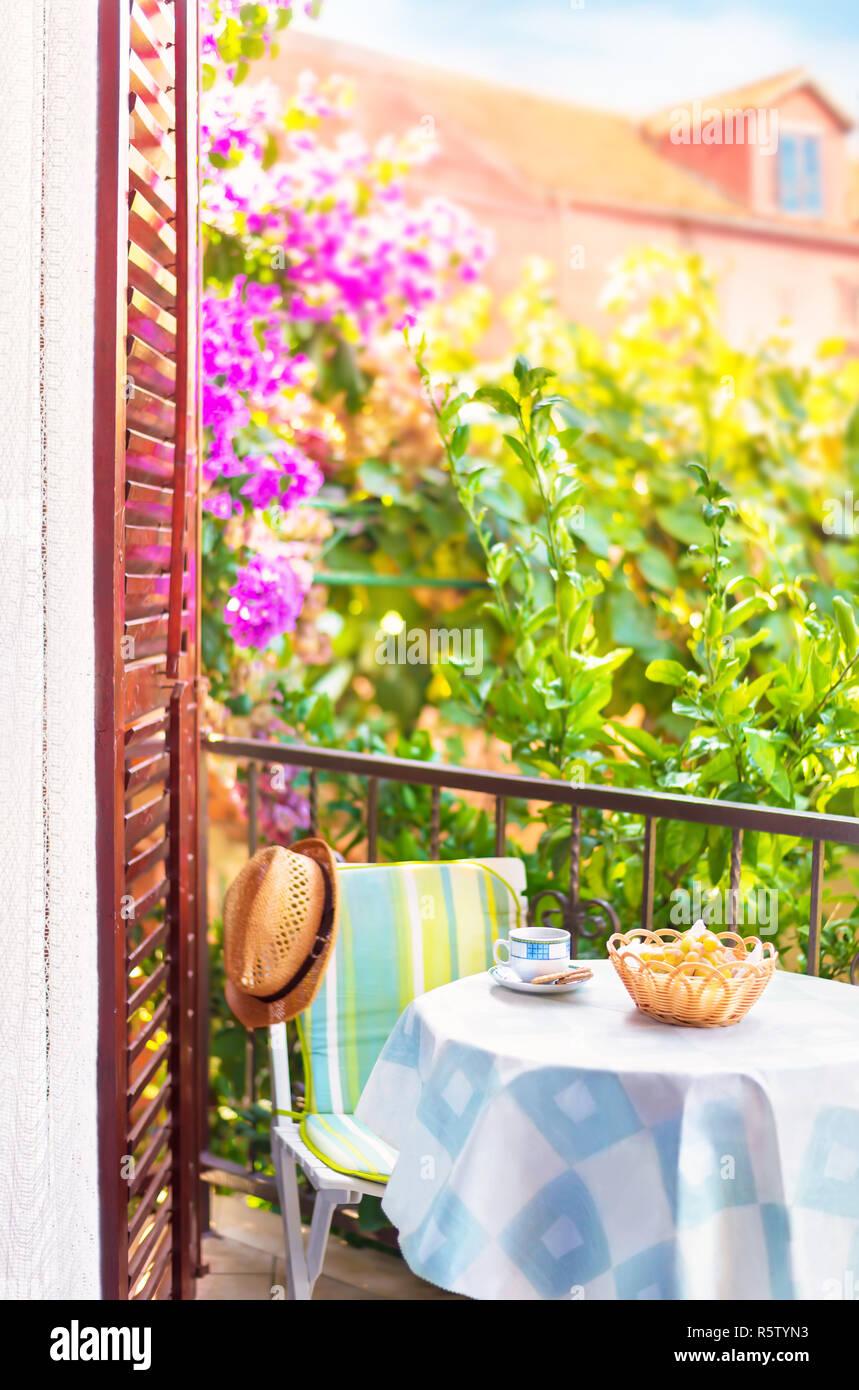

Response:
(203, 491), (239, 520)
(274, 444), (325, 505)
(239, 468), (283, 512)
(224, 552), (308, 649)
(234, 444), (323, 511)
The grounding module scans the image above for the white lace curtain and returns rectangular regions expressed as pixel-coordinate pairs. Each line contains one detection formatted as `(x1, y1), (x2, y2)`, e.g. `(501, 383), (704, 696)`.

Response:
(0, 0), (100, 1297)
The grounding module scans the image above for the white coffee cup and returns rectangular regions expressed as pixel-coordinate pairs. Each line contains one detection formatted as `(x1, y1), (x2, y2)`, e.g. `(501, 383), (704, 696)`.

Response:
(493, 927), (572, 982)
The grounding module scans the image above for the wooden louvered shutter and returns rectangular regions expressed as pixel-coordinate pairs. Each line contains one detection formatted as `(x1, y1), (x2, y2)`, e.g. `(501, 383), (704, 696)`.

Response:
(94, 0), (201, 1301)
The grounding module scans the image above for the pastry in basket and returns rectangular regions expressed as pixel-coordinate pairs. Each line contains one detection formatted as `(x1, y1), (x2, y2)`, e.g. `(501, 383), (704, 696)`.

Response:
(628, 920), (761, 977)
(607, 920), (777, 1027)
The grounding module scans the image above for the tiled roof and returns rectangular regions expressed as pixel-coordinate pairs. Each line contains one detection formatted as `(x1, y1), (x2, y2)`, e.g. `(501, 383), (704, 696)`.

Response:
(260, 35), (859, 239)
(644, 68), (854, 137)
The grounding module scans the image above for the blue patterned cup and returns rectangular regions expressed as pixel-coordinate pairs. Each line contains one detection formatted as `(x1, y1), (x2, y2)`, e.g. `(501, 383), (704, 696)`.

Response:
(493, 927), (572, 982)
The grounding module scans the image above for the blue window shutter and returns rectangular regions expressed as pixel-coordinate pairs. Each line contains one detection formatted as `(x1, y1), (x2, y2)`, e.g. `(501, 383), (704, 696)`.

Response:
(778, 133), (823, 215)
(802, 136), (823, 214)
(779, 134), (800, 211)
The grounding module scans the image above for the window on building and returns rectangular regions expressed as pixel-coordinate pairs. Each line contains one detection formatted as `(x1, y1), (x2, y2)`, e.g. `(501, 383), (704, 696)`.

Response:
(778, 133), (823, 215)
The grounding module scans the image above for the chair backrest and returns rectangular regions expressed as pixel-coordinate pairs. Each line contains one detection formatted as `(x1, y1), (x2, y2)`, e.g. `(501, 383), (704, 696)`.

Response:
(271, 857), (526, 1118)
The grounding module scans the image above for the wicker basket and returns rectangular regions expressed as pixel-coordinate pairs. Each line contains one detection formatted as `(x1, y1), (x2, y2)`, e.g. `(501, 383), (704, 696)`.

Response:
(607, 928), (777, 1028)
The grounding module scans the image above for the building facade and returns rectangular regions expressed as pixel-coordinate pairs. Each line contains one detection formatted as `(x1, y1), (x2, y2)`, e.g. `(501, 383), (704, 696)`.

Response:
(264, 37), (859, 352)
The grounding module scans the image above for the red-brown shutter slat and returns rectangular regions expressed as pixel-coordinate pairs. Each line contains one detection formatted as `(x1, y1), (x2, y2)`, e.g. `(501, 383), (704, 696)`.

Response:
(128, 246), (178, 312)
(129, 48), (177, 126)
(126, 837), (170, 889)
(129, 64), (177, 135)
(126, 751), (171, 797)
(129, 148), (177, 223)
(131, 93), (178, 168)
(135, 0), (178, 47)
(127, 341), (177, 400)
(129, 196), (177, 268)
(127, 999), (171, 1065)
(127, 288), (177, 356)
(126, 387), (177, 441)
(130, 7), (175, 91)
(126, 506), (174, 537)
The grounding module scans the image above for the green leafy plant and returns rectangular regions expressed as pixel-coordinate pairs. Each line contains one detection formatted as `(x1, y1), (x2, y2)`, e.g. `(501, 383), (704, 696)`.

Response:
(418, 347), (631, 784)
(422, 343), (859, 981)
(642, 461), (859, 813)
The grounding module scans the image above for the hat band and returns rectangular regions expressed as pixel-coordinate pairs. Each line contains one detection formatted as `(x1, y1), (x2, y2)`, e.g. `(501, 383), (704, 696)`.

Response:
(254, 867), (334, 1005)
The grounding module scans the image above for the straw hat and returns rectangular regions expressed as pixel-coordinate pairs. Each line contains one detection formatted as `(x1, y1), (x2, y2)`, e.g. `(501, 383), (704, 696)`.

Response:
(223, 839), (340, 1029)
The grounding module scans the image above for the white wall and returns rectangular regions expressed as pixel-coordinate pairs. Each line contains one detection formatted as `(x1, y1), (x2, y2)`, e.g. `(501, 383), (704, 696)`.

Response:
(0, 0), (100, 1297)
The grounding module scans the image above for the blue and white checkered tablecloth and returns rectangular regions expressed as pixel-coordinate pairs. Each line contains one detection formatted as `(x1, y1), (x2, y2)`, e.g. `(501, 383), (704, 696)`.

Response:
(356, 961), (859, 1300)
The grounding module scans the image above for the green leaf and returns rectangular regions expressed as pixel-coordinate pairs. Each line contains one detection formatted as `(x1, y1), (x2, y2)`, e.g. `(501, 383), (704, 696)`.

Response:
(472, 385), (519, 416)
(724, 594), (774, 633)
(833, 596), (859, 659)
(646, 659), (688, 687)
(450, 424), (469, 459)
(745, 728), (775, 780)
(817, 771), (859, 811)
(519, 367), (556, 396)
(770, 760), (792, 802)
(531, 394), (570, 415)
(439, 392), (469, 427)
(743, 671), (776, 708)
(610, 722), (672, 762)
(240, 34), (266, 59)
(744, 730), (791, 800)
(523, 603), (556, 636)
(502, 434), (532, 468)
(696, 747), (736, 786)
(720, 671), (774, 718)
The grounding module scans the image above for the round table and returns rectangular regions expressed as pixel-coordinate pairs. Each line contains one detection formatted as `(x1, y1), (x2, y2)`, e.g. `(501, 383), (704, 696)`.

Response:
(356, 961), (859, 1300)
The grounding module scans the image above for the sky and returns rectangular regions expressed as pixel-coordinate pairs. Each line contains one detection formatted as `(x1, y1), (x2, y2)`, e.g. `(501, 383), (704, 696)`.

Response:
(295, 0), (859, 122)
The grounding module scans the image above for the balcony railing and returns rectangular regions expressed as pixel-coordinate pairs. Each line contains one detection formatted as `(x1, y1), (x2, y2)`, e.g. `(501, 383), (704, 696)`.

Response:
(198, 734), (859, 1223)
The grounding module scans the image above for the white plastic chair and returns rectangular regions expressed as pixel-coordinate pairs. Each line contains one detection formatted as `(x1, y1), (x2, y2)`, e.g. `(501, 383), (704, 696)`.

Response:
(267, 856), (528, 1299)
(269, 1020), (385, 1301)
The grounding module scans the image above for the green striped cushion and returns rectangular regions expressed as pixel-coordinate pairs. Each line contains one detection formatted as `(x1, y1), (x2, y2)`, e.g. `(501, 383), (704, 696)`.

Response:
(300, 1112), (396, 1183)
(297, 858), (525, 1119)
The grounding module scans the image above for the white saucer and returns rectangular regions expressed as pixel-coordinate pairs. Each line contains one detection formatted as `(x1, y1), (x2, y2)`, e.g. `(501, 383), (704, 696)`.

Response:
(489, 964), (591, 996)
